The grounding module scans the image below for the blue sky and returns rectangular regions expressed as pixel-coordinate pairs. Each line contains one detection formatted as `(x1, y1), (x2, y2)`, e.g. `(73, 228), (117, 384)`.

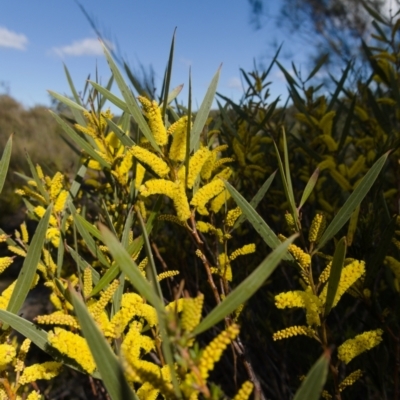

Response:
(1, 1), (312, 112)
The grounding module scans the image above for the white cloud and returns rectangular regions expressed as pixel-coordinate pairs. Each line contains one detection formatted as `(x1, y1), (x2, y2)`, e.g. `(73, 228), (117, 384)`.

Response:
(52, 38), (113, 58)
(0, 26), (28, 50)
(228, 77), (242, 90)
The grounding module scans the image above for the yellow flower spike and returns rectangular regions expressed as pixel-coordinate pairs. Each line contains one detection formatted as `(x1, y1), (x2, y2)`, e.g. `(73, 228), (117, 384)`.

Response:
(233, 138), (246, 167)
(233, 381), (254, 400)
(26, 391), (42, 400)
(83, 267), (92, 298)
(88, 279), (119, 321)
(19, 361), (62, 385)
(275, 290), (322, 326)
(308, 212), (326, 244)
(137, 257), (148, 272)
(198, 324), (240, 381)
(169, 116), (189, 161)
(0, 344), (16, 369)
(35, 164), (44, 180)
(0, 280), (17, 310)
(0, 233), (8, 243)
(229, 244), (256, 261)
(35, 311), (79, 329)
(285, 212), (296, 233)
(226, 206), (242, 227)
(20, 222), (29, 244)
(130, 146), (170, 177)
(210, 188), (231, 213)
(140, 179), (191, 221)
(181, 293), (204, 332)
(157, 270), (179, 281)
(164, 299), (185, 317)
(339, 369), (363, 392)
(190, 179), (226, 216)
(348, 155), (366, 179)
(115, 150), (134, 185)
(125, 362), (174, 398)
(210, 157), (235, 173)
(42, 249), (57, 275)
(135, 162), (146, 190)
(272, 325), (315, 341)
(46, 227), (61, 248)
(200, 152), (217, 180)
(318, 262), (331, 284)
(54, 190), (68, 213)
(49, 172), (64, 201)
(338, 329), (383, 364)
(34, 206), (58, 227)
(384, 256), (400, 289)
(187, 147), (211, 189)
(8, 245), (26, 257)
(15, 338), (31, 372)
(138, 96), (168, 146)
(137, 382), (159, 400)
(287, 244), (311, 269)
(48, 328), (96, 373)
(196, 221), (210, 233)
(0, 257), (14, 274)
(321, 390), (333, 399)
(319, 260), (365, 308)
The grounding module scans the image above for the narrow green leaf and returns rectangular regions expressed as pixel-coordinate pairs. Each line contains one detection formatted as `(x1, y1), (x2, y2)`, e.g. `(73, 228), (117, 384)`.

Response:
(70, 206), (110, 268)
(136, 210), (163, 300)
(89, 81), (129, 113)
(185, 68), (192, 188)
(91, 208), (157, 296)
(193, 235), (296, 335)
(25, 151), (49, 202)
(50, 111), (110, 169)
(63, 64), (82, 105)
(99, 74), (114, 110)
(48, 90), (86, 112)
(317, 151), (390, 250)
(7, 204), (52, 316)
(100, 42), (161, 153)
(324, 237), (347, 317)
(161, 30), (175, 121)
(225, 181), (292, 261)
(337, 97), (356, 151)
(298, 168), (320, 210)
(293, 351), (330, 400)
(327, 60), (353, 113)
(70, 287), (137, 400)
(363, 2), (388, 24)
(234, 170), (277, 228)
(276, 61), (299, 87)
(306, 53), (329, 82)
(69, 164), (87, 199)
(121, 207), (134, 249)
(0, 134), (12, 194)
(160, 84), (184, 108)
(190, 66), (221, 152)
(273, 140), (299, 231)
(0, 310), (48, 349)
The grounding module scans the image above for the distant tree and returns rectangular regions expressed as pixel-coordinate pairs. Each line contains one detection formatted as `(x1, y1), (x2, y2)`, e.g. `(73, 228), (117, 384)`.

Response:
(248, 0), (400, 80)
